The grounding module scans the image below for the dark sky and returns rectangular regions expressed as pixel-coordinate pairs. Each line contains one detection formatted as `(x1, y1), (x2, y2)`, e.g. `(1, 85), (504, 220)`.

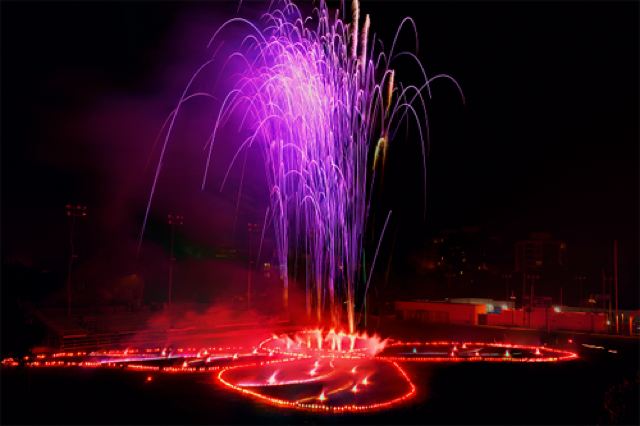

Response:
(1, 1), (638, 304)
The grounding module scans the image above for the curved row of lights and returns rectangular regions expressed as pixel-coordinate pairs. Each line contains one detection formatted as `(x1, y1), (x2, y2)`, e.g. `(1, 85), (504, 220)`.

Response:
(1, 332), (578, 413)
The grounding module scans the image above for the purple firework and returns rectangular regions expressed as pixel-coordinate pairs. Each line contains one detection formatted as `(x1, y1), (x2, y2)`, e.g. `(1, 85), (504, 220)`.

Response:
(143, 0), (463, 333)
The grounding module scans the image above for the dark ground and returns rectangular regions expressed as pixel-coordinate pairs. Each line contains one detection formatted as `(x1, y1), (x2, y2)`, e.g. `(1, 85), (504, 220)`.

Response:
(1, 323), (638, 425)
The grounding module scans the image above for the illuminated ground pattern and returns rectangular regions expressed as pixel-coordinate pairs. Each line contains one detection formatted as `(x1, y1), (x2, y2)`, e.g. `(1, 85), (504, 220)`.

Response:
(1, 329), (577, 414)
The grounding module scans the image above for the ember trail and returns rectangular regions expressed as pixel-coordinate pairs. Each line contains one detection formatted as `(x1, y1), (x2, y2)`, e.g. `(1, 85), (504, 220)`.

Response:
(142, 0), (462, 333)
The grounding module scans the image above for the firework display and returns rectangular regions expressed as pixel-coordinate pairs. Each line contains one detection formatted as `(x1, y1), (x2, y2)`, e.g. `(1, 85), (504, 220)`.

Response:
(142, 0), (462, 333)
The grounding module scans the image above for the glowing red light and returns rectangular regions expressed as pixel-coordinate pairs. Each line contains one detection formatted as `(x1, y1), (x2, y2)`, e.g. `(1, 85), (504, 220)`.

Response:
(8, 330), (578, 414)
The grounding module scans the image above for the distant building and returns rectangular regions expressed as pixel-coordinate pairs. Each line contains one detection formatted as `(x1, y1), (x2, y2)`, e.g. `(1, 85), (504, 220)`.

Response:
(513, 232), (572, 306)
(394, 299), (618, 333)
(515, 232), (567, 273)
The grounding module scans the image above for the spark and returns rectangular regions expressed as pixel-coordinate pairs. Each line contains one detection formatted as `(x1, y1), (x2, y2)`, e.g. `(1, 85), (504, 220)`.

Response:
(141, 0), (463, 334)
(267, 370), (278, 385)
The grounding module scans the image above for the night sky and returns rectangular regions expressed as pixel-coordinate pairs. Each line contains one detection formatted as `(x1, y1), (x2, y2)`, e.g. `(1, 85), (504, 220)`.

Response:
(2, 1), (638, 306)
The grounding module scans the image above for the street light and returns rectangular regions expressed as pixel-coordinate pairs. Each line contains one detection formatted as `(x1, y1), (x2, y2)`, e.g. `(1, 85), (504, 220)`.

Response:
(167, 214), (184, 311)
(65, 203), (87, 318)
(247, 222), (259, 310)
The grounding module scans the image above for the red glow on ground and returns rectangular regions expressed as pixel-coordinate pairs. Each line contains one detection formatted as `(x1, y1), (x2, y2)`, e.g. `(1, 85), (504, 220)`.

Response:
(377, 340), (578, 363)
(216, 357), (416, 413)
(0, 330), (578, 414)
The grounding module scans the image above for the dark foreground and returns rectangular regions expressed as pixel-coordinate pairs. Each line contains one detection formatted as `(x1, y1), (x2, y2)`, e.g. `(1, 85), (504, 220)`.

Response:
(1, 325), (638, 425)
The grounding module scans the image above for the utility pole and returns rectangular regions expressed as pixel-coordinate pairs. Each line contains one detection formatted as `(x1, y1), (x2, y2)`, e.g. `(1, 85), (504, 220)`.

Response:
(521, 273), (527, 325)
(613, 240), (619, 334)
(167, 214), (184, 312)
(575, 275), (586, 307)
(608, 273), (613, 329)
(529, 274), (539, 328)
(65, 203), (87, 318)
(502, 273), (512, 301)
(509, 290), (516, 325)
(601, 269), (607, 313)
(247, 222), (259, 310)
(530, 274), (534, 328)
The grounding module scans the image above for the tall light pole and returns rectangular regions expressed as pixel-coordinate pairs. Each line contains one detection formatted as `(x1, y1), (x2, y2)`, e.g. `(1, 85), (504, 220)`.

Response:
(167, 214), (184, 311)
(247, 222), (259, 310)
(521, 273), (526, 311)
(509, 291), (516, 325)
(575, 274), (586, 307)
(502, 273), (512, 301)
(613, 240), (619, 334)
(65, 203), (87, 318)
(526, 273), (539, 328)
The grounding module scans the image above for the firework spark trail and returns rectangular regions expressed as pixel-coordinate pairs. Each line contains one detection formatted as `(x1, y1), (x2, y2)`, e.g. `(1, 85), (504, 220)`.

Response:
(142, 0), (462, 332)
